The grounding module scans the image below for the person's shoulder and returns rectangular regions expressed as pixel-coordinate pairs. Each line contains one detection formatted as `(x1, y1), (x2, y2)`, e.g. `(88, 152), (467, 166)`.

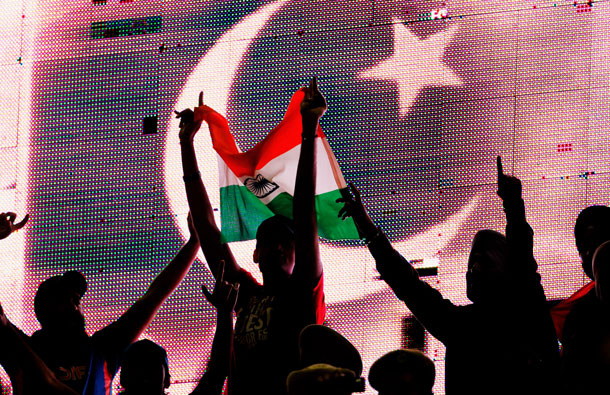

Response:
(233, 268), (264, 303)
(235, 268), (262, 289)
(90, 324), (121, 349)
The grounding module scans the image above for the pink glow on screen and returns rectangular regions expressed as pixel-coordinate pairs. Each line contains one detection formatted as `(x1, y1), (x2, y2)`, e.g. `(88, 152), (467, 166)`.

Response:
(2, 0), (610, 394)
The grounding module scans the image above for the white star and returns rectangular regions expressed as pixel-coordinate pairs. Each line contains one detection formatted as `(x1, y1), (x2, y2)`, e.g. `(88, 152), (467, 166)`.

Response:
(360, 20), (462, 116)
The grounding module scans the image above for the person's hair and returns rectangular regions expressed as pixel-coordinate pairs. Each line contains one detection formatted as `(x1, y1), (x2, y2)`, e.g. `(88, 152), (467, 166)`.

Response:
(574, 205), (610, 248)
(369, 349), (435, 394)
(34, 271), (87, 327)
(256, 215), (295, 248)
(120, 340), (170, 390)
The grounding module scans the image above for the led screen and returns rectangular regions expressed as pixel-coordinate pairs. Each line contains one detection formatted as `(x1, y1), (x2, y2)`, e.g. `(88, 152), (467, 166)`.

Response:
(0, 0), (608, 393)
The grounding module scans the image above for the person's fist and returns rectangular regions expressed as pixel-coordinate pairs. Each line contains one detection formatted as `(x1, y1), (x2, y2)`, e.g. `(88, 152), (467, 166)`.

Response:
(176, 92), (204, 143)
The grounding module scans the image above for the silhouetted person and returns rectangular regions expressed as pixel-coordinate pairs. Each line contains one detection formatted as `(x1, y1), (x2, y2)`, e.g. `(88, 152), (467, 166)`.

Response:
(561, 240), (610, 394)
(338, 158), (559, 395)
(176, 77), (327, 395)
(0, 217), (200, 395)
(286, 325), (363, 395)
(0, 213), (76, 395)
(575, 206), (610, 280)
(551, 205), (610, 341)
(119, 340), (170, 395)
(368, 349), (435, 395)
(118, 261), (239, 395)
(1, 291), (78, 395)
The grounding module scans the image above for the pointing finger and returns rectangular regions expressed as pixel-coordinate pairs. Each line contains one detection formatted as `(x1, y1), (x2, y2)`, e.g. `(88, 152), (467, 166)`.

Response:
(310, 76), (318, 92)
(496, 156), (503, 180)
(198, 91), (204, 107)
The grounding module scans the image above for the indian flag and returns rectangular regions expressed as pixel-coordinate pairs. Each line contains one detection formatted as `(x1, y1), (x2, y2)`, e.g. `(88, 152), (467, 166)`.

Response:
(194, 89), (360, 242)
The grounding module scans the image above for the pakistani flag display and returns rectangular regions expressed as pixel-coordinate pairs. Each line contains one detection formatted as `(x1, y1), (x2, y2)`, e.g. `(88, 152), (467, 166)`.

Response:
(194, 89), (360, 242)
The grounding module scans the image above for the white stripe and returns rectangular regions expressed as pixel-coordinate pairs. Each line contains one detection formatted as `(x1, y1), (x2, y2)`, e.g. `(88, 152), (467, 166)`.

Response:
(218, 153), (241, 187)
(219, 139), (341, 204)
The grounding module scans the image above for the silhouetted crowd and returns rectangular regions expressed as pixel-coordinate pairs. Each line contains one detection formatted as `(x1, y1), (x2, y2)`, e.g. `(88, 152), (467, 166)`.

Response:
(1, 78), (609, 395)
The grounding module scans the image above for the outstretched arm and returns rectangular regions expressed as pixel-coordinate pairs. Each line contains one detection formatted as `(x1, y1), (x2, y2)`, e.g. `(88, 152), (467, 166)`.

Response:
(337, 183), (457, 341)
(106, 216), (200, 347)
(292, 78), (325, 286)
(0, 304), (78, 395)
(176, 93), (240, 282)
(191, 261), (239, 395)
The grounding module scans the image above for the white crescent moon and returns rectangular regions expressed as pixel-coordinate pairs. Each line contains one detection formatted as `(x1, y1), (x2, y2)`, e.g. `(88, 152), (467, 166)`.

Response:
(163, 1), (479, 303)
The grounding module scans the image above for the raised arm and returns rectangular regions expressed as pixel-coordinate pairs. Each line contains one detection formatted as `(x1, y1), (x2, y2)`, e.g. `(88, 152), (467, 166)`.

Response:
(191, 261), (239, 395)
(105, 216), (200, 347)
(496, 156), (534, 270)
(0, 304), (78, 395)
(291, 78), (325, 285)
(176, 93), (240, 281)
(337, 183), (457, 340)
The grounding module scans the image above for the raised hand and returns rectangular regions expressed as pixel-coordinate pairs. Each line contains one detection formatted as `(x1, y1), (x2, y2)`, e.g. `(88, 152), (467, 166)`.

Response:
(496, 156), (522, 202)
(0, 212), (29, 240)
(336, 183), (377, 239)
(202, 261), (240, 313)
(175, 92), (204, 143)
(300, 76), (327, 127)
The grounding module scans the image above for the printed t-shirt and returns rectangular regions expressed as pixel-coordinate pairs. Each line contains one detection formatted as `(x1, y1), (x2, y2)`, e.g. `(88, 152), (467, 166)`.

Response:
(27, 326), (123, 395)
(229, 270), (325, 395)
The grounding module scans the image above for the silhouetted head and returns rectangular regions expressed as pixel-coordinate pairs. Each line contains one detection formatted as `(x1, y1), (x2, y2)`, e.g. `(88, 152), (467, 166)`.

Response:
(254, 215), (295, 288)
(287, 325), (364, 395)
(369, 349), (435, 395)
(593, 241), (610, 304)
(120, 339), (170, 395)
(575, 206), (610, 280)
(466, 229), (510, 304)
(299, 325), (363, 376)
(34, 271), (87, 334)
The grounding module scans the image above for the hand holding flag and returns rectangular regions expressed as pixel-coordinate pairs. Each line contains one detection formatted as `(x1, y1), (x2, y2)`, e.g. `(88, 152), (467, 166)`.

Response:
(175, 92), (204, 143)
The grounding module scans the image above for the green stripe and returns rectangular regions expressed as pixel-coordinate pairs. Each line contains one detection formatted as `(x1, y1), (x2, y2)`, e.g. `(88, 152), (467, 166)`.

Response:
(220, 186), (359, 242)
(314, 189), (360, 240)
(220, 185), (274, 242)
